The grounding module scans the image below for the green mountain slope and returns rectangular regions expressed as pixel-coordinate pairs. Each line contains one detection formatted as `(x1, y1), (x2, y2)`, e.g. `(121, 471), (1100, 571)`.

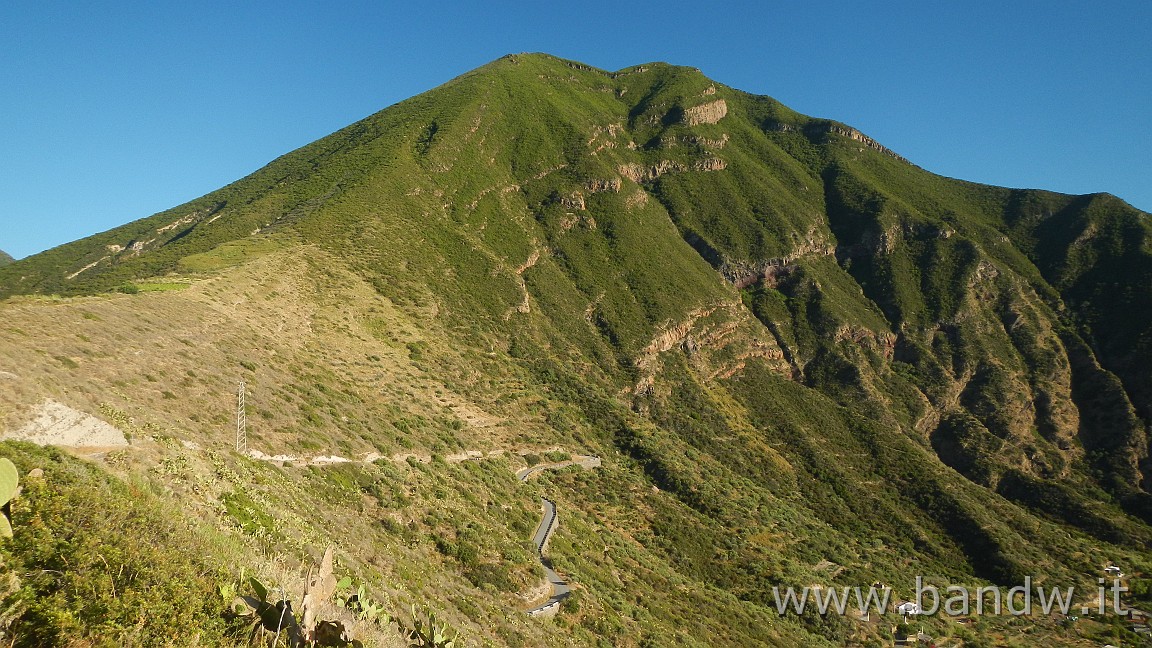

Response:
(1, 53), (1150, 646)
(0, 250), (12, 267)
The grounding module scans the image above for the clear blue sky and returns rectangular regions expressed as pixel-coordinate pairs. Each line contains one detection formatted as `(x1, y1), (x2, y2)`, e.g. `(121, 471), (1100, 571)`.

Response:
(2, 1), (1149, 259)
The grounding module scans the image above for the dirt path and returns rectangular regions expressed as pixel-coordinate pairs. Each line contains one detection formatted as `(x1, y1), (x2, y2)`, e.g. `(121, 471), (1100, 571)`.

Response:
(515, 454), (602, 481)
(246, 447), (582, 468)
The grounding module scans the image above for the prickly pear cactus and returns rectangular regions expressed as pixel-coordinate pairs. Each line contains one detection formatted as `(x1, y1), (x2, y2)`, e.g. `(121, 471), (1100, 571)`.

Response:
(0, 458), (18, 539)
(408, 605), (458, 648)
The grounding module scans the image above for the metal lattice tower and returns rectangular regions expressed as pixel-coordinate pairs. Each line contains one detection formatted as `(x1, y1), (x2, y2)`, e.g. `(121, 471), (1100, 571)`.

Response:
(236, 380), (247, 454)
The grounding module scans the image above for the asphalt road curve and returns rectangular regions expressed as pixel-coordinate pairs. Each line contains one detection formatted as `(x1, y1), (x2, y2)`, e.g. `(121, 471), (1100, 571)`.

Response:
(527, 497), (570, 615)
(521, 455), (600, 616)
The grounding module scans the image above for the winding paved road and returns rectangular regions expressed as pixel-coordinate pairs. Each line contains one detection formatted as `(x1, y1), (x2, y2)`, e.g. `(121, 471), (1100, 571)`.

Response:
(520, 455), (600, 616)
(250, 444), (599, 616)
(527, 498), (570, 615)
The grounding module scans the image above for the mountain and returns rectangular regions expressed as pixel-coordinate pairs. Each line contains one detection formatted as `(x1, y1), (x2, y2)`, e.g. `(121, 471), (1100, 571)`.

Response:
(0, 250), (12, 267)
(1, 53), (1150, 646)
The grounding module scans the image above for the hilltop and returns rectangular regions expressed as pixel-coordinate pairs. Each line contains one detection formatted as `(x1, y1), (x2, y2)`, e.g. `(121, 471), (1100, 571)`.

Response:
(0, 251), (12, 267)
(0, 53), (1150, 647)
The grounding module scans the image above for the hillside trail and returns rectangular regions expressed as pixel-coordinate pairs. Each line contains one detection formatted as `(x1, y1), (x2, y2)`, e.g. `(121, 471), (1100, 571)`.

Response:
(245, 446), (597, 468)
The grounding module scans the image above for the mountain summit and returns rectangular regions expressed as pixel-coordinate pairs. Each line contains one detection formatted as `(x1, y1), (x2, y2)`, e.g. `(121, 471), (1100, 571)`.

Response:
(0, 250), (12, 267)
(1, 54), (1150, 645)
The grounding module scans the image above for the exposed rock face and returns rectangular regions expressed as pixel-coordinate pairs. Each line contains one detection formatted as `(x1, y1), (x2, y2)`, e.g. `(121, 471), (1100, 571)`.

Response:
(559, 191), (586, 211)
(618, 160), (685, 183)
(468, 182), (521, 209)
(156, 213), (199, 234)
(66, 258), (107, 280)
(618, 157), (726, 184)
(765, 119), (908, 162)
(511, 249), (541, 314)
(588, 123), (626, 154)
(559, 212), (596, 231)
(831, 325), (897, 359)
(721, 239), (837, 288)
(66, 201), (231, 279)
(683, 133), (729, 150)
(639, 304), (722, 361)
(585, 178), (622, 194)
(693, 158), (727, 172)
(829, 124), (902, 158)
(515, 249), (541, 275)
(681, 99), (727, 126)
(806, 122), (908, 162)
(633, 300), (789, 394)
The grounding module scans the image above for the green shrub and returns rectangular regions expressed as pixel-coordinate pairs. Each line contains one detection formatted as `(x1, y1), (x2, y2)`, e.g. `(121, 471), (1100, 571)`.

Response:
(0, 442), (241, 645)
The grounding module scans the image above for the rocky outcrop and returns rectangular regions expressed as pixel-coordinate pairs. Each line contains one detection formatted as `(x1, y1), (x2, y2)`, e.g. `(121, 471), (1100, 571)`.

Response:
(560, 191), (586, 211)
(683, 133), (729, 150)
(633, 301), (791, 394)
(766, 119), (908, 162)
(515, 249), (541, 275)
(832, 325), (897, 359)
(585, 178), (622, 194)
(652, 133), (730, 151)
(618, 157), (726, 184)
(156, 213), (200, 235)
(836, 222), (960, 261)
(532, 164), (568, 180)
(618, 160), (685, 183)
(587, 123), (626, 154)
(507, 247), (543, 317)
(708, 345), (786, 380)
(726, 263), (797, 290)
(721, 239), (837, 288)
(553, 179), (620, 212)
(80, 202), (229, 276)
(559, 212), (596, 232)
(799, 122), (908, 163)
(681, 99), (728, 126)
(639, 304), (722, 363)
(693, 158), (727, 172)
